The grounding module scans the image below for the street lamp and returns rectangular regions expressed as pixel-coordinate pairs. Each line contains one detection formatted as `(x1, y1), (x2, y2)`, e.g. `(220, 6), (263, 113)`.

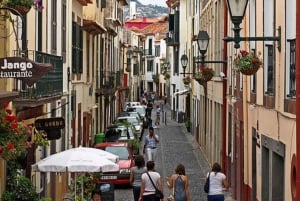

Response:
(126, 50), (133, 63)
(196, 31), (210, 65)
(224, 0), (281, 50)
(180, 54), (188, 77)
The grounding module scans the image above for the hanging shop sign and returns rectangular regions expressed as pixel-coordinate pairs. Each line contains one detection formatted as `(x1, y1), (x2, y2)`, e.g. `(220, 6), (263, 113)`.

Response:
(0, 57), (53, 86)
(35, 117), (65, 130)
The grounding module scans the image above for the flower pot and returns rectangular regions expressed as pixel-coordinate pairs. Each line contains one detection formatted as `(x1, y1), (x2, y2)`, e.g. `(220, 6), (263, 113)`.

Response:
(194, 74), (213, 85)
(183, 80), (190, 85)
(7, 5), (31, 16)
(239, 63), (260, 76)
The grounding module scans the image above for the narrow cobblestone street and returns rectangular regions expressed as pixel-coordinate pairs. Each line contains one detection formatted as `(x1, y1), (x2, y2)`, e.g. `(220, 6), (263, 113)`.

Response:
(115, 101), (234, 201)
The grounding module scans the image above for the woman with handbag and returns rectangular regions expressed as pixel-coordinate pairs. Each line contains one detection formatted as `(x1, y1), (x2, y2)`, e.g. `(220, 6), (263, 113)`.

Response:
(206, 162), (228, 201)
(165, 164), (191, 201)
(139, 161), (164, 201)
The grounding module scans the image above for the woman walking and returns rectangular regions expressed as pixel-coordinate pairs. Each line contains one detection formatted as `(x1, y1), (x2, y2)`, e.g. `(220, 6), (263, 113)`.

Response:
(206, 162), (228, 201)
(139, 161), (164, 201)
(165, 164), (191, 201)
(130, 155), (147, 201)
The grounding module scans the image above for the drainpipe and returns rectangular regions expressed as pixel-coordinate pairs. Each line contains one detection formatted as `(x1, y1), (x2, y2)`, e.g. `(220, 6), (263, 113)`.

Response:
(222, 0), (228, 175)
(295, 0), (300, 200)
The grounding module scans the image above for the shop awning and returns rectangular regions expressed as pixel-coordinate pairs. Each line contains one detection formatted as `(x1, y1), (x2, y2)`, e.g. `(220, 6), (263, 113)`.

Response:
(174, 89), (190, 96)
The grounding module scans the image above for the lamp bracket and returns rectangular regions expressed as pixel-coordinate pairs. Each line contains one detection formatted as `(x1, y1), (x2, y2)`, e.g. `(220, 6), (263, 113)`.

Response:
(224, 26), (281, 51)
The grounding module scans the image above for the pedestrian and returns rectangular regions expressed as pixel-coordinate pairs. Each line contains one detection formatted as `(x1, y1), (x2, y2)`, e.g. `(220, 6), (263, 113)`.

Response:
(143, 127), (159, 162)
(139, 160), (164, 201)
(155, 105), (161, 126)
(164, 94), (167, 105)
(206, 162), (228, 201)
(165, 164), (191, 201)
(130, 155), (147, 201)
(91, 189), (102, 201)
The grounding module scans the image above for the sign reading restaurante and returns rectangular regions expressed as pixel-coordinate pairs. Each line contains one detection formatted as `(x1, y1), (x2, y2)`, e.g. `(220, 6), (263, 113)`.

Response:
(0, 58), (33, 78)
(0, 57), (53, 86)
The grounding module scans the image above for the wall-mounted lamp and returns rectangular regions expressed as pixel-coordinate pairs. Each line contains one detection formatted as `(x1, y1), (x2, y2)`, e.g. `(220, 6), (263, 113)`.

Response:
(126, 50), (133, 64)
(196, 30), (210, 65)
(180, 54), (188, 77)
(224, 0), (281, 50)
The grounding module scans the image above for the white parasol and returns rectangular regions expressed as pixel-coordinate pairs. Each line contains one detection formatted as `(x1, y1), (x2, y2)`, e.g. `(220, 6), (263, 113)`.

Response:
(32, 146), (119, 172)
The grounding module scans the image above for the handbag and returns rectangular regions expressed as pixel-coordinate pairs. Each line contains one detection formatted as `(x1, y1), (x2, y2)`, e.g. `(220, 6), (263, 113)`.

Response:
(167, 187), (175, 201)
(204, 172), (210, 193)
(146, 172), (164, 200)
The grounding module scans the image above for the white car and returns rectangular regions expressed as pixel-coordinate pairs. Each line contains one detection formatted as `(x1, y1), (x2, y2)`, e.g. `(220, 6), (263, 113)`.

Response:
(116, 116), (143, 139)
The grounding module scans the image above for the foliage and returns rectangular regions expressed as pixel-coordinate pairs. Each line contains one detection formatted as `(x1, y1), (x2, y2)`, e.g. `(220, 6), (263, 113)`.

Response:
(69, 174), (96, 201)
(194, 67), (214, 82)
(0, 102), (49, 161)
(152, 74), (159, 83)
(182, 76), (191, 85)
(38, 198), (52, 201)
(234, 50), (262, 71)
(1, 0), (44, 11)
(185, 118), (191, 128)
(164, 73), (170, 80)
(2, 175), (39, 201)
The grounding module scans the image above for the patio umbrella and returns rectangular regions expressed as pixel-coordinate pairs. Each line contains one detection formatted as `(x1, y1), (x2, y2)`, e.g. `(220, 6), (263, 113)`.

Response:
(32, 146), (119, 172)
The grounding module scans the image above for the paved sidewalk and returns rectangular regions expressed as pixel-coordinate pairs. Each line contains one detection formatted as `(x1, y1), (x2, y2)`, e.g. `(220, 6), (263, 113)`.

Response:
(153, 100), (235, 201)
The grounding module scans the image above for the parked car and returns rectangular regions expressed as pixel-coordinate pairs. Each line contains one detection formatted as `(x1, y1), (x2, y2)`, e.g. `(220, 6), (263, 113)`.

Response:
(104, 124), (136, 142)
(126, 105), (147, 127)
(115, 116), (143, 139)
(94, 142), (135, 185)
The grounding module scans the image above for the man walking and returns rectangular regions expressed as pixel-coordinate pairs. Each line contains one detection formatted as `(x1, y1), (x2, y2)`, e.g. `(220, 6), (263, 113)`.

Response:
(143, 127), (159, 162)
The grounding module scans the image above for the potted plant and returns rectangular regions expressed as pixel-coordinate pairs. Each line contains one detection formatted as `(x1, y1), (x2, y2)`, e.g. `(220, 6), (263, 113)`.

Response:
(234, 50), (262, 75)
(194, 66), (214, 85)
(182, 76), (191, 85)
(1, 0), (44, 16)
(125, 66), (131, 72)
(164, 73), (170, 80)
(185, 118), (191, 132)
(0, 102), (49, 161)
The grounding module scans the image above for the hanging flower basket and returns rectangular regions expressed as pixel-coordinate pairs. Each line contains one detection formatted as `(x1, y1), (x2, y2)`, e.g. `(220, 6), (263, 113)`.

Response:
(152, 74), (159, 83)
(125, 67), (131, 72)
(234, 50), (262, 76)
(8, 5), (31, 16)
(194, 67), (214, 85)
(1, 0), (44, 16)
(182, 76), (191, 85)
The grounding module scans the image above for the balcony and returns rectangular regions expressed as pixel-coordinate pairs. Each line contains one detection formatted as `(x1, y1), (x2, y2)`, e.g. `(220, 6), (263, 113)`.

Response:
(166, 31), (179, 46)
(12, 51), (63, 107)
(95, 73), (116, 97)
(143, 49), (155, 58)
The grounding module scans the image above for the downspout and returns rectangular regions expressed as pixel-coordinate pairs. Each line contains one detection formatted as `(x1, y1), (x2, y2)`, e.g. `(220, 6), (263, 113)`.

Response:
(222, 0), (228, 174)
(295, 0), (300, 200)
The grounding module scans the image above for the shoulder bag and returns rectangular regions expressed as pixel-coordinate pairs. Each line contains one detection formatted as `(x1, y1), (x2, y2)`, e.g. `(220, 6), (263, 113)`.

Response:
(146, 172), (164, 200)
(204, 172), (210, 193)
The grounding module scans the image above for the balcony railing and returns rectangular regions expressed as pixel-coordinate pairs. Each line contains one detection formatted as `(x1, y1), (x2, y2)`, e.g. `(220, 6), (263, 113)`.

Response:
(143, 49), (154, 57)
(166, 31), (179, 46)
(13, 50), (63, 100)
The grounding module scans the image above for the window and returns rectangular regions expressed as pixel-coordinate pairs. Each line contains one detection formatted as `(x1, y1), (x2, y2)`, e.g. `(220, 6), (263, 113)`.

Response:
(265, 45), (274, 95)
(287, 39), (296, 98)
(72, 21), (83, 73)
(51, 0), (57, 53)
(147, 60), (153, 72)
(62, 1), (67, 62)
(155, 45), (160, 57)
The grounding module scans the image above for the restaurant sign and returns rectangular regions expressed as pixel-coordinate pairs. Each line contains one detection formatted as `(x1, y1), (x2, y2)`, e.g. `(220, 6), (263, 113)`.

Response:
(0, 57), (53, 86)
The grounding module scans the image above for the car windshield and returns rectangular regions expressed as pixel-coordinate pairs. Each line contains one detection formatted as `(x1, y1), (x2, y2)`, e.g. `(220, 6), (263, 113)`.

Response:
(135, 108), (145, 115)
(105, 146), (129, 159)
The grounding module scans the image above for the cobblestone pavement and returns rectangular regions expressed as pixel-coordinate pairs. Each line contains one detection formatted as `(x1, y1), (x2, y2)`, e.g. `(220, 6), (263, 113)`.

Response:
(115, 101), (235, 201)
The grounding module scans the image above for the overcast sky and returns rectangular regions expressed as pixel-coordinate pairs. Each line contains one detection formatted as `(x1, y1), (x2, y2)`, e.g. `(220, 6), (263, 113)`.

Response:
(140, 0), (167, 7)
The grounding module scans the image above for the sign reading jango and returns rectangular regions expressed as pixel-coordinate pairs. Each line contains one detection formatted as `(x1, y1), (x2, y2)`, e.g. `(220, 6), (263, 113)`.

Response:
(1, 57), (33, 78)
(0, 57), (53, 86)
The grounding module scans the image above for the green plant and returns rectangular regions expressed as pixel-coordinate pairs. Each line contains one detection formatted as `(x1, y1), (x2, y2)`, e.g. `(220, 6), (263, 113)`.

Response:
(2, 175), (39, 201)
(38, 198), (52, 201)
(152, 74), (159, 83)
(234, 50), (262, 72)
(185, 118), (191, 128)
(0, 102), (49, 161)
(1, 0), (44, 11)
(164, 73), (170, 80)
(194, 67), (214, 84)
(182, 76), (191, 85)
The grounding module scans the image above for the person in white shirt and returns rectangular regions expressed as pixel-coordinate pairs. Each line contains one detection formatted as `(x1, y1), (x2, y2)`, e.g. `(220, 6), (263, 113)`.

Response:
(206, 162), (228, 201)
(139, 161), (163, 201)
